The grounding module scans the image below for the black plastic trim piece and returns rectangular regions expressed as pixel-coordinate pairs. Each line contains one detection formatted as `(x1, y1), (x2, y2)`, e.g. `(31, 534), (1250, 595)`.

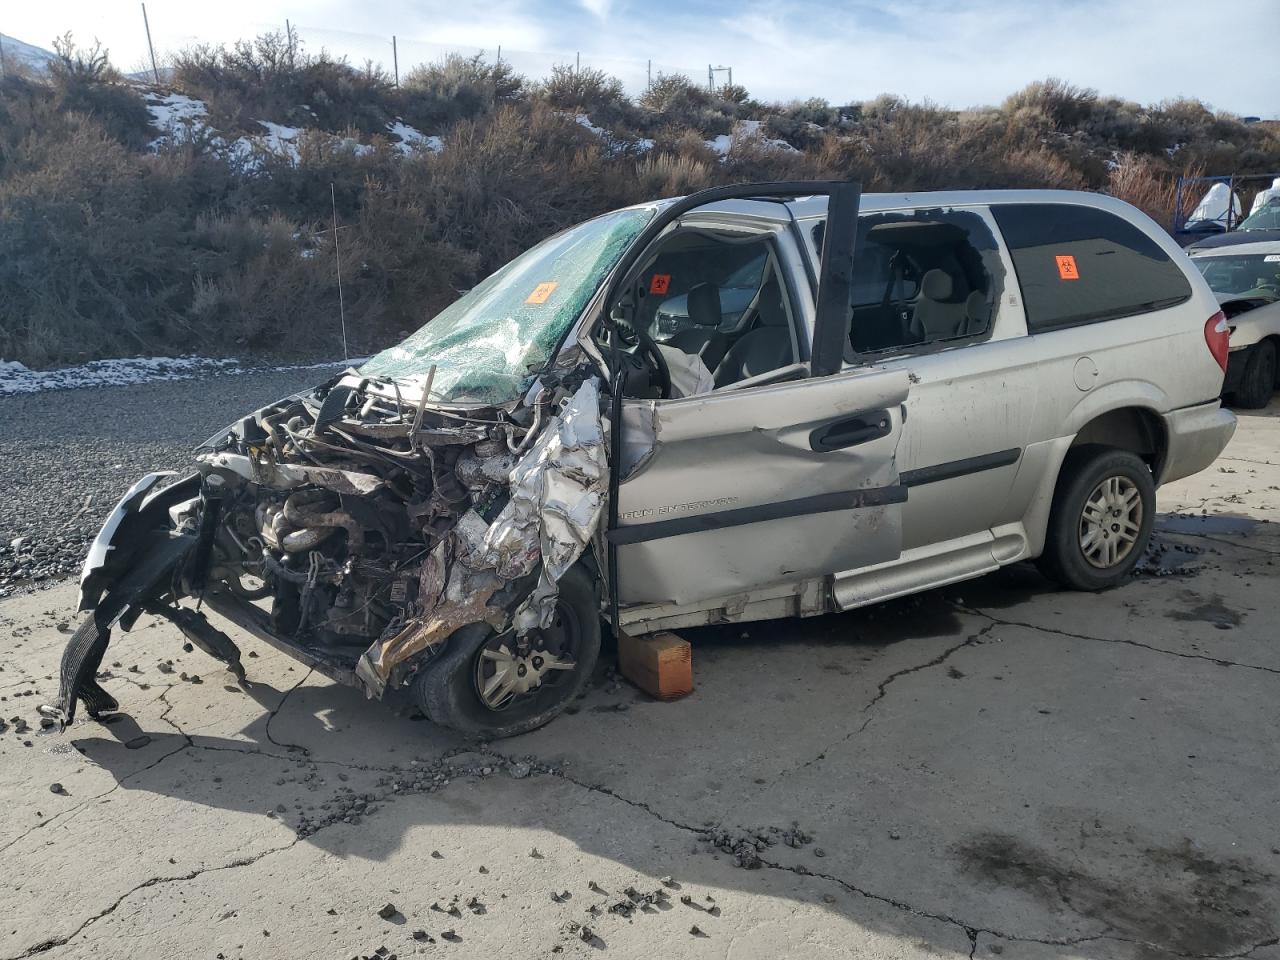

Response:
(900, 448), (1021, 488)
(608, 485), (907, 545)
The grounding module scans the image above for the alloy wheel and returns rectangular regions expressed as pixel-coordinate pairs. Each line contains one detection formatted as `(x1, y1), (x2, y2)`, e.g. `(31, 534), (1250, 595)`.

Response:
(1079, 475), (1143, 569)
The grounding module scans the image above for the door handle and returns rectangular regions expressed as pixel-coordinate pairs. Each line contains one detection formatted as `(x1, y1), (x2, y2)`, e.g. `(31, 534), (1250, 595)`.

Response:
(809, 410), (892, 452)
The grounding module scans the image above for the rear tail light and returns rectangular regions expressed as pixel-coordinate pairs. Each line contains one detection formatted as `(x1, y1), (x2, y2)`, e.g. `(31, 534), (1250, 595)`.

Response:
(1204, 311), (1230, 373)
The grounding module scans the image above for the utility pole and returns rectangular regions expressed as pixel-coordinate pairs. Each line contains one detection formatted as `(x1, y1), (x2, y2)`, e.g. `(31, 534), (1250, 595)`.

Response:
(496, 45), (501, 64)
(576, 51), (580, 74)
(646, 58), (651, 91)
(141, 3), (159, 84)
(392, 35), (398, 86)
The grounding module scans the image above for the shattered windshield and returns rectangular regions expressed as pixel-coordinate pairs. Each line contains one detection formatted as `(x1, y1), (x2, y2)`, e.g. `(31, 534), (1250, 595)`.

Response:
(361, 207), (653, 403)
(1194, 254), (1280, 300)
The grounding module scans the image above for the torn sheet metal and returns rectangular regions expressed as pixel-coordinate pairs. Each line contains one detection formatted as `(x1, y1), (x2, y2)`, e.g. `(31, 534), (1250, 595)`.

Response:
(354, 378), (609, 693)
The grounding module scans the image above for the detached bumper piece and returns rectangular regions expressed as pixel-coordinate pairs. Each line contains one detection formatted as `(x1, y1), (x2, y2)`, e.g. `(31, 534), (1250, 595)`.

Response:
(41, 611), (122, 728)
(41, 534), (199, 729)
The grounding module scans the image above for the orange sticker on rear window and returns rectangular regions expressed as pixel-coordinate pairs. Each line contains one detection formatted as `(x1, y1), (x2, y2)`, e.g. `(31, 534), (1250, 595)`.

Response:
(649, 273), (671, 295)
(1056, 255), (1079, 280)
(525, 281), (558, 304)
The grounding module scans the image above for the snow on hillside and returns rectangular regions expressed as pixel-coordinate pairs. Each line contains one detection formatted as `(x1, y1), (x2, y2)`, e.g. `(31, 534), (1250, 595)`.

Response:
(0, 34), (56, 73)
(144, 91), (441, 164)
(707, 119), (799, 156)
(388, 120), (443, 154)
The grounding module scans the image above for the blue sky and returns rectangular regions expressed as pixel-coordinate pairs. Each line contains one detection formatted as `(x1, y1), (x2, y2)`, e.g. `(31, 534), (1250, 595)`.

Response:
(5, 0), (1277, 116)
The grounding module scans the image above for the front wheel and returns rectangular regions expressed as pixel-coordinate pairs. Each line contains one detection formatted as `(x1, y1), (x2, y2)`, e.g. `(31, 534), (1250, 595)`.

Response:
(413, 565), (601, 739)
(1037, 446), (1156, 591)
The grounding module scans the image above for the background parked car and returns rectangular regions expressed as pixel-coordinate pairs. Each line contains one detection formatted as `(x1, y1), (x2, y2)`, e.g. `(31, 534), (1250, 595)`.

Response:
(1190, 242), (1280, 407)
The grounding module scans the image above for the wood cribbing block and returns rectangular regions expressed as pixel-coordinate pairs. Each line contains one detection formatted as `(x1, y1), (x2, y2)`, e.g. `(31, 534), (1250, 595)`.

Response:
(617, 630), (693, 701)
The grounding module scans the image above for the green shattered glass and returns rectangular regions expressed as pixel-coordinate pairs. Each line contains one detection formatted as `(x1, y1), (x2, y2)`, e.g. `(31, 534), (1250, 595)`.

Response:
(362, 207), (653, 403)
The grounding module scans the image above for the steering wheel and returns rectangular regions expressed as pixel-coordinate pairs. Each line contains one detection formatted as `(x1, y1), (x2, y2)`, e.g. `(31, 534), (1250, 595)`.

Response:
(611, 317), (672, 399)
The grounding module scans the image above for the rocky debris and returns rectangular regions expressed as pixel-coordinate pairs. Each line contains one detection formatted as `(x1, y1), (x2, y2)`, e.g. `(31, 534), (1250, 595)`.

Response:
(376, 903), (398, 920)
(411, 930), (433, 943)
(49, 782), (66, 795)
(0, 366), (345, 597)
(704, 822), (812, 868)
(689, 924), (705, 936)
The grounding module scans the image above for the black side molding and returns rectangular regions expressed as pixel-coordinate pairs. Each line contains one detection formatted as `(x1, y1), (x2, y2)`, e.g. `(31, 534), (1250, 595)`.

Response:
(608, 485), (907, 545)
(900, 448), (1021, 488)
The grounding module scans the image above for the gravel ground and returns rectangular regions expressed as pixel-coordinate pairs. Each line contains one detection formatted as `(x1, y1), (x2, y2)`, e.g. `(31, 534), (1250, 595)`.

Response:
(0, 365), (347, 596)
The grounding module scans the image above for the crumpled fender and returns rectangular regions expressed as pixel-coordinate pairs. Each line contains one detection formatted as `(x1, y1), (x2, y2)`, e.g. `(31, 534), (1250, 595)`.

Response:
(79, 472), (200, 611)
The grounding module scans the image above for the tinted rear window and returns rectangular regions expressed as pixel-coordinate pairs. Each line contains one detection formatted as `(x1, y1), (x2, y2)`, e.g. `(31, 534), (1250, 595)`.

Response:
(992, 203), (1192, 332)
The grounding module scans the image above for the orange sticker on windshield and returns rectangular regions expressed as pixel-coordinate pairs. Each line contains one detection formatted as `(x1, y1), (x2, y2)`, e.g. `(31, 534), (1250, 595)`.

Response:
(1056, 255), (1079, 280)
(649, 273), (671, 295)
(525, 281), (558, 304)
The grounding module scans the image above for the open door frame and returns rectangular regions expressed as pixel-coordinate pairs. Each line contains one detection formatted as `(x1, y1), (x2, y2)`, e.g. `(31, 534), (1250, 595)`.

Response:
(599, 180), (864, 630)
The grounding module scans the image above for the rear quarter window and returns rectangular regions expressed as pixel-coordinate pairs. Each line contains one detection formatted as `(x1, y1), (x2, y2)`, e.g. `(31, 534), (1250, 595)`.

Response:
(991, 203), (1192, 333)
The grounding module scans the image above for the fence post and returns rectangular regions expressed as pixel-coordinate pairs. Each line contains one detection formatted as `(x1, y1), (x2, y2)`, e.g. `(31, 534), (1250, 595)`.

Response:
(141, 2), (160, 84)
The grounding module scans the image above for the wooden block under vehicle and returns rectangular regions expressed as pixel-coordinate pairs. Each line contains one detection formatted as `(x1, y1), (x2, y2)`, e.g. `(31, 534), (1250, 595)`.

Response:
(617, 631), (693, 701)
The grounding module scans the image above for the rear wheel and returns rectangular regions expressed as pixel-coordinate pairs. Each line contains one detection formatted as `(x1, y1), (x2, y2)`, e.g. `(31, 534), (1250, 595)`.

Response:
(413, 565), (601, 739)
(1233, 340), (1276, 410)
(1038, 447), (1155, 591)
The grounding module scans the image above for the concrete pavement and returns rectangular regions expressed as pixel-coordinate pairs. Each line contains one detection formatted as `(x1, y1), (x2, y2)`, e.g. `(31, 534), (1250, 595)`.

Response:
(1, 406), (1278, 960)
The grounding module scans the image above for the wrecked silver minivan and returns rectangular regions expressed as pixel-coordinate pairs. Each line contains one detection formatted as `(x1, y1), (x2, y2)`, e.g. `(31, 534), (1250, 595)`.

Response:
(47, 181), (1236, 738)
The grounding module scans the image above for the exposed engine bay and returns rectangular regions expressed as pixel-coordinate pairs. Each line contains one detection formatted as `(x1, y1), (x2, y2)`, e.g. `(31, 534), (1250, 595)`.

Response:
(47, 367), (610, 733)
(198, 369), (607, 694)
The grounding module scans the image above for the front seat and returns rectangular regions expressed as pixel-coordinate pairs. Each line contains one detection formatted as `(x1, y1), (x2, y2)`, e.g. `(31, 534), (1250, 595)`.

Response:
(910, 269), (969, 341)
(668, 283), (729, 371)
(714, 279), (792, 387)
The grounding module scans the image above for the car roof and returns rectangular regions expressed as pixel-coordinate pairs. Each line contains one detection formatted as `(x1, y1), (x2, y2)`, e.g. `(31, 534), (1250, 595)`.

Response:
(781, 189), (1146, 220)
(1189, 240), (1280, 257)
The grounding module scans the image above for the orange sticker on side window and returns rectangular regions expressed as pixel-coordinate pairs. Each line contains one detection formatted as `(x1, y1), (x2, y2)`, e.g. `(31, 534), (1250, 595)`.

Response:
(525, 281), (558, 304)
(649, 273), (671, 295)
(1056, 255), (1079, 280)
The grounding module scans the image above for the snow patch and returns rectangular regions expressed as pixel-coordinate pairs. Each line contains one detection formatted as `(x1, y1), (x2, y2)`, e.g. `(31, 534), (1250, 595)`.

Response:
(0, 356), (365, 397)
(146, 92), (211, 149)
(253, 121), (304, 162)
(388, 120), (443, 154)
(706, 119), (800, 158)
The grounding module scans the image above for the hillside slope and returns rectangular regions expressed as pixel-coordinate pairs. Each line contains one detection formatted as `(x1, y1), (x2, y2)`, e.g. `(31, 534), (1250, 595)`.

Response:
(1, 32), (1278, 368)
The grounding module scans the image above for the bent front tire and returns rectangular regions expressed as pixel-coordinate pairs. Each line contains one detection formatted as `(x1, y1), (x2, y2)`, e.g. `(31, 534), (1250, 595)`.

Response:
(413, 565), (601, 739)
(1038, 446), (1156, 592)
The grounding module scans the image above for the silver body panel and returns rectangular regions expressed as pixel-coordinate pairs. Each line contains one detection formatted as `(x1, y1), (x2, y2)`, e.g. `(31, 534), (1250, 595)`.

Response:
(615, 189), (1236, 631)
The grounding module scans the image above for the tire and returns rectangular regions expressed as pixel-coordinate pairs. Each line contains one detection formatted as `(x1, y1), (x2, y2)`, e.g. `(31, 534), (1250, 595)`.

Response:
(413, 565), (601, 739)
(1037, 446), (1156, 592)
(1232, 340), (1276, 410)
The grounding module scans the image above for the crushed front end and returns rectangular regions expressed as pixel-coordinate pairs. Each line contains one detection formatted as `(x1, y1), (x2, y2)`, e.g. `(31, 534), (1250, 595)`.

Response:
(46, 369), (609, 734)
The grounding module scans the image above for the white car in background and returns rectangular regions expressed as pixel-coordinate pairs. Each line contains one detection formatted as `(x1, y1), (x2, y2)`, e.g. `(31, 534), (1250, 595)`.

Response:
(1190, 242), (1280, 408)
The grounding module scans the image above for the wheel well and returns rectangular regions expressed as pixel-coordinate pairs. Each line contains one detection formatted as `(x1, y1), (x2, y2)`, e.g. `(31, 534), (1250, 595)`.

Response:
(1070, 407), (1167, 479)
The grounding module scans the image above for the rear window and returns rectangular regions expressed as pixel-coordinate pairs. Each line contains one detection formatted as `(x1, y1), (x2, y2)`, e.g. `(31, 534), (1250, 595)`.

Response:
(992, 203), (1192, 333)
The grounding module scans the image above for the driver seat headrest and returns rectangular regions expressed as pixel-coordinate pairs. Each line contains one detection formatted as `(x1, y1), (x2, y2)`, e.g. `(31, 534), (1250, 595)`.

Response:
(686, 282), (722, 328)
(920, 269), (954, 302)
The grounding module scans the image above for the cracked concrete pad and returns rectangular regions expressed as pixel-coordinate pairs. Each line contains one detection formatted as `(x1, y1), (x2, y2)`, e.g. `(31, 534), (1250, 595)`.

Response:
(718, 621), (1280, 956)
(514, 600), (985, 819)
(3, 403), (1280, 960)
(39, 773), (971, 960)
